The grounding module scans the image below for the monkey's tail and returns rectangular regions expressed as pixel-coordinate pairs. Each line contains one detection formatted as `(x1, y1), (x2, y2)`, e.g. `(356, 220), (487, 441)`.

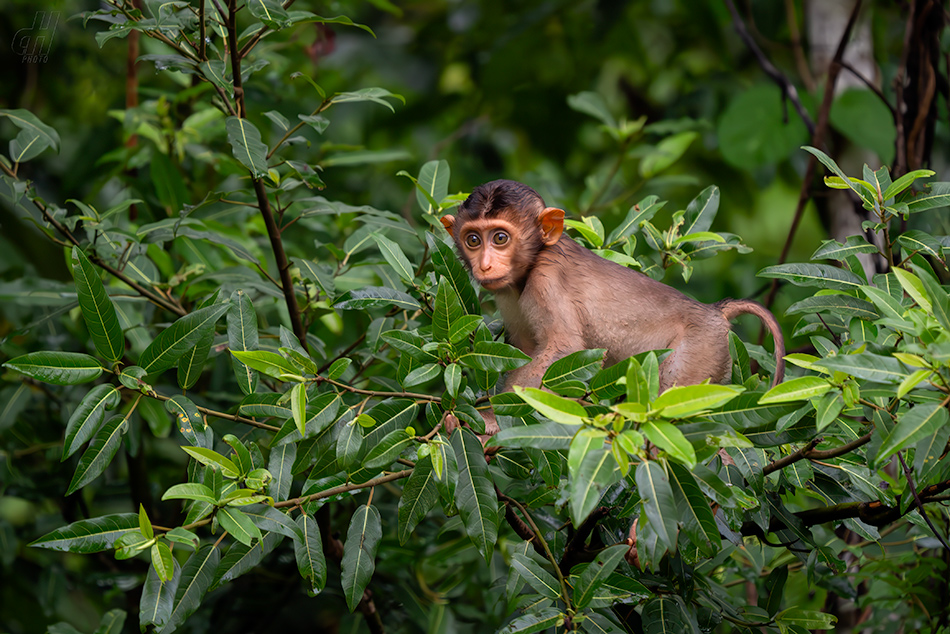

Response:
(717, 299), (786, 388)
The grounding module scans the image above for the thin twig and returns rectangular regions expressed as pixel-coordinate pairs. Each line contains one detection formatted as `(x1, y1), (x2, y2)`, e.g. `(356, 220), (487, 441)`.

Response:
(897, 450), (950, 551)
(274, 469), (412, 508)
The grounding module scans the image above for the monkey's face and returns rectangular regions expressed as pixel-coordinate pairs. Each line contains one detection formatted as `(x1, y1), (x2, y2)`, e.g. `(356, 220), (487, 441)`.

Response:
(455, 218), (520, 291)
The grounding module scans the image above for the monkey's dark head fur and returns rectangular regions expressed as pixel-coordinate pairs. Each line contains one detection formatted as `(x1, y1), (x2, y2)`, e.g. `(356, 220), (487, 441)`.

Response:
(456, 179), (546, 222)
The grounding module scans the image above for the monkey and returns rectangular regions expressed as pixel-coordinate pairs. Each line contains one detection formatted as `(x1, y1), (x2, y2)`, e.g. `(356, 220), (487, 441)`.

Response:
(440, 180), (785, 410)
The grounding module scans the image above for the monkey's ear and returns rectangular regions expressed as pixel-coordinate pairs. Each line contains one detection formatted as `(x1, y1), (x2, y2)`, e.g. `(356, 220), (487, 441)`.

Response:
(539, 208), (565, 245)
(440, 214), (456, 238)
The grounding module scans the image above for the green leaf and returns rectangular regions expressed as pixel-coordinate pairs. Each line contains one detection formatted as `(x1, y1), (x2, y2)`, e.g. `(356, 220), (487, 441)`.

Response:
(341, 504), (382, 612)
(452, 430), (498, 562)
(513, 386), (587, 423)
(161, 544), (220, 634)
(139, 303), (230, 375)
(380, 330), (438, 362)
(811, 235), (880, 261)
(181, 446), (239, 478)
(667, 462), (720, 555)
(641, 597), (694, 634)
(66, 415), (129, 495)
(459, 341), (531, 373)
(372, 233), (415, 282)
(570, 446), (621, 527)
(362, 429), (414, 469)
(428, 233), (481, 315)
(606, 195), (666, 245)
(759, 376), (832, 403)
(876, 403), (949, 466)
(860, 285), (907, 322)
(640, 131), (697, 178)
(912, 263), (950, 330)
(295, 513), (327, 593)
(499, 608), (563, 634)
(786, 294), (878, 321)
(542, 349), (605, 388)
(881, 169), (935, 200)
(140, 557), (179, 631)
(487, 421), (580, 450)
(892, 267), (932, 312)
(63, 384), (120, 459)
(291, 382), (308, 437)
(448, 314), (483, 344)
(433, 277), (464, 341)
(510, 553), (560, 601)
(813, 352), (908, 383)
(336, 416), (364, 471)
(227, 290), (259, 396)
(334, 286), (420, 311)
(758, 263), (865, 291)
(802, 145), (875, 203)
(225, 117), (269, 178)
(573, 544), (629, 609)
(904, 189), (950, 214)
(178, 326), (213, 390)
(211, 532), (283, 590)
(241, 505), (302, 541)
(216, 507), (262, 547)
(162, 483), (216, 504)
(72, 247), (124, 363)
(229, 349), (299, 379)
(330, 87), (404, 112)
(151, 541), (174, 582)
(896, 231), (944, 259)
(642, 422), (696, 468)
(635, 461), (678, 553)
(164, 394), (211, 448)
(653, 384), (744, 418)
(774, 607), (837, 629)
(293, 257), (336, 300)
(3, 351), (103, 385)
(682, 185), (719, 235)
(0, 109), (60, 160)
(414, 159), (450, 213)
(397, 455), (439, 544)
(567, 91), (616, 128)
(29, 514), (139, 553)
(268, 443), (296, 500)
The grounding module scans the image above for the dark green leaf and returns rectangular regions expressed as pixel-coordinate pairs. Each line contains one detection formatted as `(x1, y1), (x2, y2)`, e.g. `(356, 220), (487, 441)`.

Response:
(452, 430), (498, 561)
(160, 544), (220, 634)
(225, 117), (269, 178)
(487, 421), (580, 450)
(459, 341), (531, 373)
(667, 462), (720, 555)
(72, 247), (124, 363)
(216, 507), (262, 547)
(63, 384), (120, 459)
(29, 514), (139, 553)
(295, 513), (327, 593)
(66, 415), (129, 495)
(228, 290), (259, 396)
(570, 446), (621, 527)
(636, 461), (678, 553)
(510, 553), (560, 600)
(574, 544), (629, 609)
(334, 286), (420, 310)
(139, 303), (230, 375)
(758, 263), (865, 291)
(3, 351), (103, 385)
(140, 557), (180, 631)
(341, 504), (382, 611)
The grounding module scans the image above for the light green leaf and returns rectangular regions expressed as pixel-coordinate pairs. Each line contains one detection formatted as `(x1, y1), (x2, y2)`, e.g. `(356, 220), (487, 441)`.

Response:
(372, 233), (415, 282)
(759, 376), (832, 403)
(642, 422), (696, 468)
(513, 386), (587, 424)
(486, 421), (581, 450)
(181, 446), (239, 478)
(653, 384), (744, 418)
(216, 507), (262, 547)
(161, 483), (216, 504)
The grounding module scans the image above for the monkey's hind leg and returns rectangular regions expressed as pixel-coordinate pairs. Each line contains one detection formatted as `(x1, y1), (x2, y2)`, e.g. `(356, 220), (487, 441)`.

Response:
(657, 332), (731, 392)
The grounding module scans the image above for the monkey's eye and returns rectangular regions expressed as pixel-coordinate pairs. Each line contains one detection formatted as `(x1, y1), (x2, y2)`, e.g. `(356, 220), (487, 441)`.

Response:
(464, 233), (481, 249)
(492, 231), (509, 246)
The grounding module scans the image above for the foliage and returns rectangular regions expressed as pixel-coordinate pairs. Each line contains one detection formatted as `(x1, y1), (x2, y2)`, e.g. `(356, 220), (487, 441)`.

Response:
(1, 2), (950, 634)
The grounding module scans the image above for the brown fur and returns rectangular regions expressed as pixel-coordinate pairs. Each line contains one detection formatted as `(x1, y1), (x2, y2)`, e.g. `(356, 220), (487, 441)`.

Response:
(442, 179), (785, 394)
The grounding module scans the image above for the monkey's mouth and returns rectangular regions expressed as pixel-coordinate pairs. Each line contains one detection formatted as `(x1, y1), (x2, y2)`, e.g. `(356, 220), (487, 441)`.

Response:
(477, 277), (507, 290)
